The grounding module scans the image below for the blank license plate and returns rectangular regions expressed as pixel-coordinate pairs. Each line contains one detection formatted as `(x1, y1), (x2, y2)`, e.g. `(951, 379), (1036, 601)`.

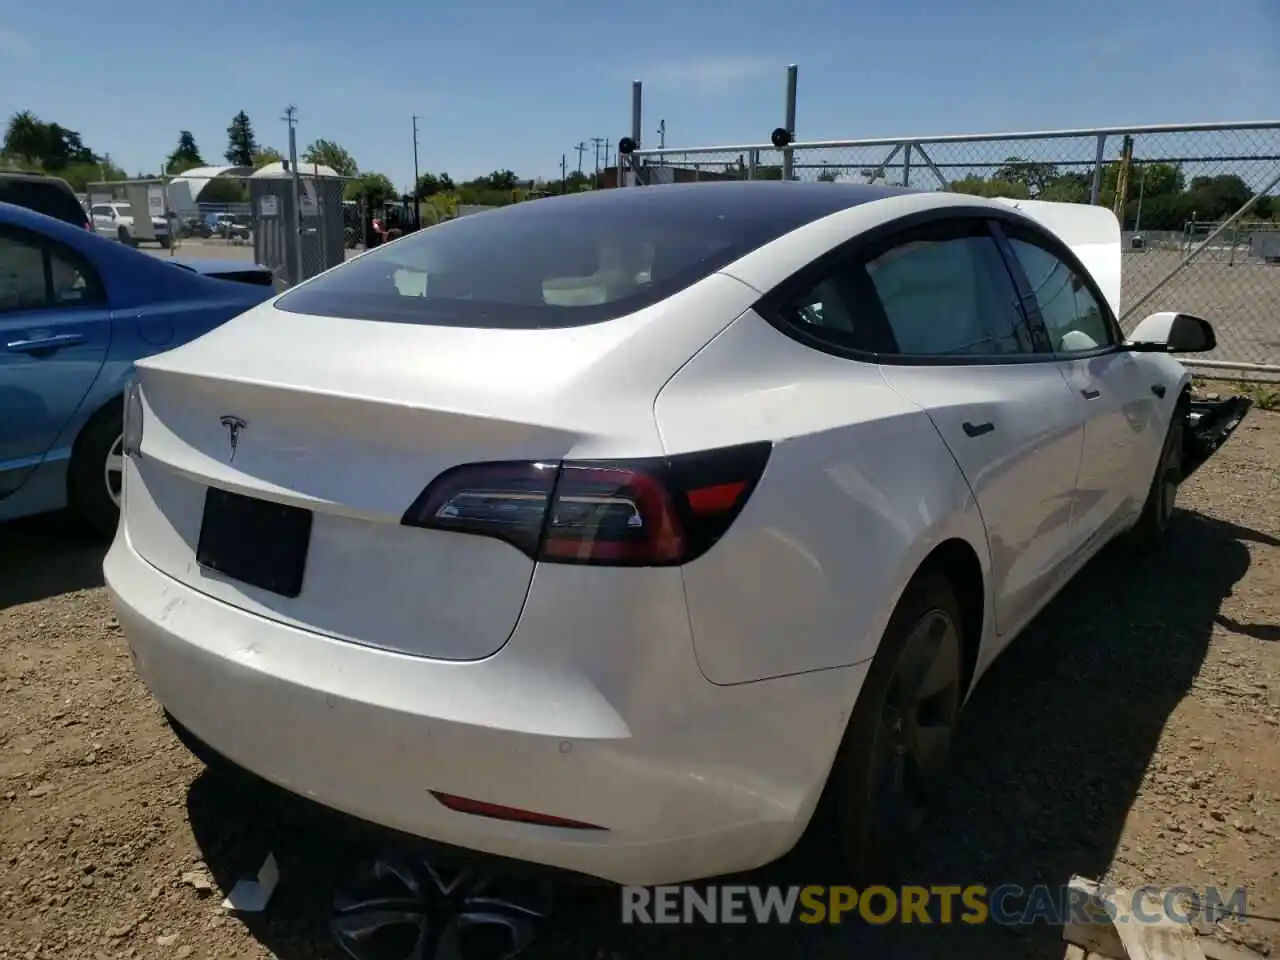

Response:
(196, 488), (312, 598)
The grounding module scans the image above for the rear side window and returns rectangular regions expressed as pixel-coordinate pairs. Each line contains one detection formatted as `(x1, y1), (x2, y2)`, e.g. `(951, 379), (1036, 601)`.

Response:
(0, 179), (88, 228)
(274, 183), (902, 329)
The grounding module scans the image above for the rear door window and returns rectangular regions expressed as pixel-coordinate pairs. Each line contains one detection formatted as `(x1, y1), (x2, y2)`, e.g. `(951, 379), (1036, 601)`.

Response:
(764, 217), (1036, 359)
(0, 227), (105, 311)
(863, 228), (1031, 357)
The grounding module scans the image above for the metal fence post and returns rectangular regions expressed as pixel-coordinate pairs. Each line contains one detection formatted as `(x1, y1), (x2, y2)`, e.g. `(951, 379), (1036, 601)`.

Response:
(630, 80), (643, 186)
(1089, 133), (1107, 205)
(902, 143), (913, 187)
(782, 64), (798, 181)
(286, 107), (304, 285)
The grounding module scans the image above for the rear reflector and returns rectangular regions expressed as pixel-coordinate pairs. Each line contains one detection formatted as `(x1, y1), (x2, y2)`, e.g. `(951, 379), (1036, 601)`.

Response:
(429, 792), (606, 830)
(401, 442), (772, 567)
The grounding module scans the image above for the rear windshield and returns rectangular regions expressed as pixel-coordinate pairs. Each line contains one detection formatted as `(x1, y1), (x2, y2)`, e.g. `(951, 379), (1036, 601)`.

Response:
(0, 179), (88, 228)
(274, 182), (903, 329)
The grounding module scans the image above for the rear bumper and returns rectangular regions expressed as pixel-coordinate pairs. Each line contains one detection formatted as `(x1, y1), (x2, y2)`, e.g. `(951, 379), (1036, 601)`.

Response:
(105, 531), (862, 886)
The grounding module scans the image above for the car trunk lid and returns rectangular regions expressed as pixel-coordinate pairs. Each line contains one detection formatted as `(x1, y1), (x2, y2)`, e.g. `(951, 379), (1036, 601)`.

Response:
(123, 278), (754, 660)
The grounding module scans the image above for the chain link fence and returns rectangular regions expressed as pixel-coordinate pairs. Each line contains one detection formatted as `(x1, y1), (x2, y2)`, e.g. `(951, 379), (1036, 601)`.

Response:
(631, 121), (1280, 375)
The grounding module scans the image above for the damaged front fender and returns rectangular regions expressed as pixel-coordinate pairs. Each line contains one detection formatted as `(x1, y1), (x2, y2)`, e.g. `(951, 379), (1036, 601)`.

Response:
(1182, 394), (1254, 480)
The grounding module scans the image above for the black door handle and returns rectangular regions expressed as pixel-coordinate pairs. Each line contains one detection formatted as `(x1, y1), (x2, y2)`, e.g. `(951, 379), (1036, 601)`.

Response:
(962, 421), (994, 438)
(1081, 388), (1101, 400)
(1151, 384), (1167, 398)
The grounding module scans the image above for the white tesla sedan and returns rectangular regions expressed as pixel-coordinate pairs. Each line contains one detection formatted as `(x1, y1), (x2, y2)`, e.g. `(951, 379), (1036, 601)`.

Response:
(105, 181), (1250, 887)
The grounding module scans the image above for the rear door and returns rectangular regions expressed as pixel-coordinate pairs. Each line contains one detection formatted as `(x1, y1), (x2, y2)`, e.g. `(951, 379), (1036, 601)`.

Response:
(999, 222), (1162, 547)
(0, 225), (111, 496)
(844, 216), (1087, 637)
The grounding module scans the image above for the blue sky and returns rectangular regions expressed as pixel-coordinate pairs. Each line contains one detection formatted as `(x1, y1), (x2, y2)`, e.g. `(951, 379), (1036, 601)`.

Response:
(1, 0), (1275, 191)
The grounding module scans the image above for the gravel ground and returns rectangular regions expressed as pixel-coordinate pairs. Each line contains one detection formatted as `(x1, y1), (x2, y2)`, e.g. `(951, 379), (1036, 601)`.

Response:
(1, 411), (1278, 960)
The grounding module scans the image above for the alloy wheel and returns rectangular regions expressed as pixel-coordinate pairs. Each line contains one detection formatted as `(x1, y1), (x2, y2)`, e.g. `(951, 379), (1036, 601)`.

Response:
(868, 609), (961, 843)
(331, 854), (553, 960)
(1156, 427), (1182, 530)
(105, 434), (124, 508)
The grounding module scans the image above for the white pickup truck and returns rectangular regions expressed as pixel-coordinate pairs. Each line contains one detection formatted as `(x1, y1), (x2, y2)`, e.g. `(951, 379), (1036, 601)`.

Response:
(89, 202), (171, 249)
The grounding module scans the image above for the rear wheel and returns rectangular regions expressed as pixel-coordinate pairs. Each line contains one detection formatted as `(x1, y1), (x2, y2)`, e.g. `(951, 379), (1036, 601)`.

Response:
(117, 226), (135, 247)
(68, 403), (124, 539)
(814, 572), (964, 882)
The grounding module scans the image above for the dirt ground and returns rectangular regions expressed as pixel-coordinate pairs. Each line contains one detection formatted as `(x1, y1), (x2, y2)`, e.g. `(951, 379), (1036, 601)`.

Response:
(1, 412), (1278, 960)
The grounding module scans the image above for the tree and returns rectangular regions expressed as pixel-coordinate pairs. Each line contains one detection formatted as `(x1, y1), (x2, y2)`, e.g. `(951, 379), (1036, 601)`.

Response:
(252, 146), (285, 169)
(485, 169), (518, 191)
(4, 111), (48, 160)
(225, 111), (257, 166)
(948, 176), (1031, 199)
(1037, 171), (1092, 203)
(438, 172), (455, 192)
(3, 114), (96, 171)
(992, 157), (1061, 195)
(166, 130), (203, 175)
(414, 172), (442, 198)
(1186, 174), (1252, 221)
(344, 172), (397, 207)
(302, 139), (358, 177)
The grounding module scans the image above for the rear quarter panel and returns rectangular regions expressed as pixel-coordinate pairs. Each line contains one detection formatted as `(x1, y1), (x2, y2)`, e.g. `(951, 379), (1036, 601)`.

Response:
(655, 309), (992, 687)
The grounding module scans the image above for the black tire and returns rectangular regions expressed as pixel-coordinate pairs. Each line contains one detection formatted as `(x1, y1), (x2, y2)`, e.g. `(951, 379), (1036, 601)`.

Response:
(158, 235), (172, 249)
(810, 571), (965, 884)
(117, 227), (135, 248)
(68, 402), (124, 540)
(1130, 407), (1186, 550)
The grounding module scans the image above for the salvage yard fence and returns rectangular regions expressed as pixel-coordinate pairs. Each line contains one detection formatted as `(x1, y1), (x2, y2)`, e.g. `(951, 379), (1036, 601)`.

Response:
(619, 69), (1280, 377)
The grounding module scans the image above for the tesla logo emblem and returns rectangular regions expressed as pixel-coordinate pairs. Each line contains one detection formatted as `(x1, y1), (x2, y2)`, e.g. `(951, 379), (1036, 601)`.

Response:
(219, 416), (247, 462)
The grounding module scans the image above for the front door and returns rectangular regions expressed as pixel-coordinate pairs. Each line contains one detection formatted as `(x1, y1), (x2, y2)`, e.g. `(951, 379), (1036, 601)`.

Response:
(1002, 230), (1162, 547)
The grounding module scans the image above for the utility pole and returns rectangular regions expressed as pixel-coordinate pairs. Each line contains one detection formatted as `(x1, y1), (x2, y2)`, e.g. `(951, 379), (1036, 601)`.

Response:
(282, 104), (303, 285)
(412, 115), (421, 230)
(574, 142), (587, 175)
(560, 153), (567, 194)
(590, 136), (607, 189)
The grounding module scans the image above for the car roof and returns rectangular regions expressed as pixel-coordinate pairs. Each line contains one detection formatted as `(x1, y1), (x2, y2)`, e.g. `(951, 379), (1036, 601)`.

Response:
(527, 179), (920, 221)
(0, 198), (94, 238)
(0, 170), (75, 187)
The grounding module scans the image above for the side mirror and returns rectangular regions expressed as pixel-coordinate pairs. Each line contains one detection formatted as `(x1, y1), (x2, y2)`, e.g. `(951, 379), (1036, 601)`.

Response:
(1126, 311), (1216, 354)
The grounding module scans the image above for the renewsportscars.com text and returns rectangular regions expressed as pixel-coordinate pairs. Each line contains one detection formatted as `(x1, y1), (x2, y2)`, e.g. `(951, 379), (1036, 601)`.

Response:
(621, 884), (1247, 926)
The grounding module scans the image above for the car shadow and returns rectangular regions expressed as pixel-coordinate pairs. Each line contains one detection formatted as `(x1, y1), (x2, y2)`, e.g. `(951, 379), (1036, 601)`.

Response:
(0, 511), (106, 610)
(183, 509), (1268, 960)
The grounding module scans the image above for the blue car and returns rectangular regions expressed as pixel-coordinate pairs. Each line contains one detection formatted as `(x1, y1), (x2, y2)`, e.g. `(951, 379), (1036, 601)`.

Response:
(1, 201), (276, 537)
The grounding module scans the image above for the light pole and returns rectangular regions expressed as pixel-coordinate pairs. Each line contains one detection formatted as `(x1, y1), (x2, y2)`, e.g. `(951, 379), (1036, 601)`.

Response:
(590, 136), (607, 189)
(412, 115), (421, 230)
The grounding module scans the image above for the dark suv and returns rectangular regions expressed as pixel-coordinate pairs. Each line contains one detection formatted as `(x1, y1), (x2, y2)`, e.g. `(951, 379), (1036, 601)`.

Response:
(0, 172), (91, 231)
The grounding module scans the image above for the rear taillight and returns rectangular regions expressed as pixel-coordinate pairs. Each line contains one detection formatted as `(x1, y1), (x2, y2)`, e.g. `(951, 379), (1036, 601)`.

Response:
(401, 442), (771, 566)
